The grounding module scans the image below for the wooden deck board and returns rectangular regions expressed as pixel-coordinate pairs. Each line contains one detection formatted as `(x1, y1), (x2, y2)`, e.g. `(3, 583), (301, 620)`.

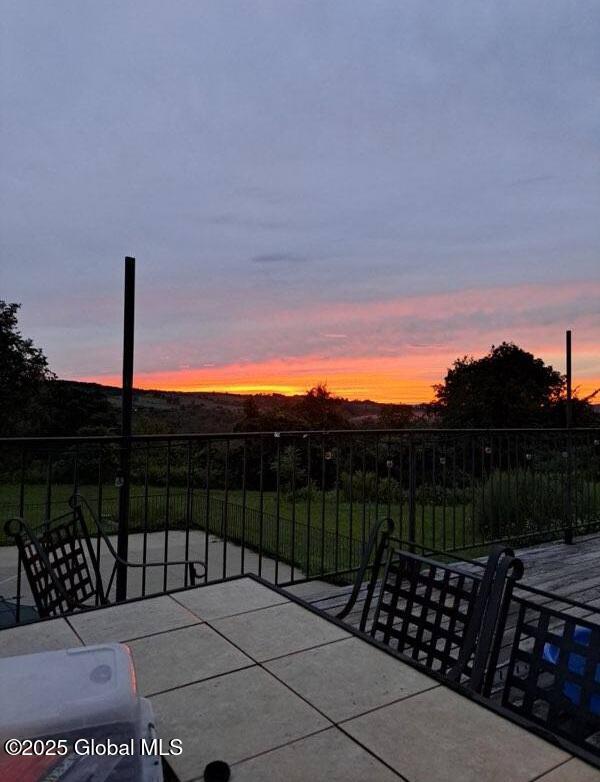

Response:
(289, 533), (600, 642)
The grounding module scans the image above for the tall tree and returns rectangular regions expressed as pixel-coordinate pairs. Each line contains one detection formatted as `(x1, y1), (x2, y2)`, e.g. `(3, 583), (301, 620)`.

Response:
(0, 301), (55, 435)
(293, 384), (350, 430)
(0, 301), (118, 436)
(376, 403), (415, 429)
(432, 342), (591, 428)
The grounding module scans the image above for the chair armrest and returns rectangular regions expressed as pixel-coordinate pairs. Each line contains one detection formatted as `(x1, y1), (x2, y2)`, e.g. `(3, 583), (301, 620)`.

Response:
(336, 516), (394, 622)
(69, 494), (206, 585)
(113, 558), (206, 587)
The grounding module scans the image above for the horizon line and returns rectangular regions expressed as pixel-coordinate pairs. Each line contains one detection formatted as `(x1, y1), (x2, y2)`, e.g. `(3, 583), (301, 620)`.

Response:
(66, 375), (600, 407)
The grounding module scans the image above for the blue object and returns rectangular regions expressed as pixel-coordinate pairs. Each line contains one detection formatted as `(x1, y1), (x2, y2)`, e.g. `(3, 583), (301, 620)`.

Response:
(543, 626), (600, 716)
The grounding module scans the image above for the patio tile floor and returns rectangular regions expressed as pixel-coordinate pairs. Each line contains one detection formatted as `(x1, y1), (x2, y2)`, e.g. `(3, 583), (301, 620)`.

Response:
(0, 616), (81, 658)
(211, 600), (350, 662)
(536, 758), (600, 782)
(230, 727), (400, 782)
(342, 685), (571, 782)
(2, 576), (599, 782)
(265, 635), (434, 722)
(68, 594), (200, 644)
(151, 665), (331, 780)
(127, 623), (253, 696)
(172, 577), (289, 621)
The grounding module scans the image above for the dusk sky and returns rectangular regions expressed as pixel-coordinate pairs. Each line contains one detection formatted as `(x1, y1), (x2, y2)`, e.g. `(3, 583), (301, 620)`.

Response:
(2, 2), (599, 402)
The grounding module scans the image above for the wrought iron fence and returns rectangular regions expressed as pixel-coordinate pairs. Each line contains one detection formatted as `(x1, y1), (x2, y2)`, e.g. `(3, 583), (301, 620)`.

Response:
(1, 428), (599, 622)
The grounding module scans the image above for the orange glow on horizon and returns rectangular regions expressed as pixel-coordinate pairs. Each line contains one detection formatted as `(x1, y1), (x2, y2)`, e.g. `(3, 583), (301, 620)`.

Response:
(79, 355), (438, 403)
(66, 280), (600, 404)
(576, 380), (600, 401)
(78, 354), (600, 405)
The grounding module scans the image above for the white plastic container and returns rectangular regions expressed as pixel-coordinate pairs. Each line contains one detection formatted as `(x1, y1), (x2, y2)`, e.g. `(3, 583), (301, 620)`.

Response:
(0, 644), (163, 782)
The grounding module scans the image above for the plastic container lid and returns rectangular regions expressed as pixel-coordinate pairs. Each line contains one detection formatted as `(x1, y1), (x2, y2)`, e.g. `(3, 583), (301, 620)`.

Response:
(0, 644), (140, 741)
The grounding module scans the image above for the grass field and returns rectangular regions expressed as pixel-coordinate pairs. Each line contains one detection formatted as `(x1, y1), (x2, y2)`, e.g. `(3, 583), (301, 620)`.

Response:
(0, 482), (480, 572)
(2, 481), (596, 577)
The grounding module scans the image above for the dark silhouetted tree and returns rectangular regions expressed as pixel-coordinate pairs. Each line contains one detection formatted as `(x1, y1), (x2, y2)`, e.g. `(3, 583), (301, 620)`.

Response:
(376, 403), (415, 429)
(293, 383), (350, 430)
(0, 301), (55, 435)
(270, 445), (306, 491)
(0, 301), (117, 436)
(242, 396), (259, 420)
(44, 380), (117, 436)
(432, 342), (594, 428)
(234, 394), (304, 432)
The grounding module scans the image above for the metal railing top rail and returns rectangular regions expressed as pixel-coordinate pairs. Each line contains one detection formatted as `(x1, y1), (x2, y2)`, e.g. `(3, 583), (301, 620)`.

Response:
(0, 425), (599, 445)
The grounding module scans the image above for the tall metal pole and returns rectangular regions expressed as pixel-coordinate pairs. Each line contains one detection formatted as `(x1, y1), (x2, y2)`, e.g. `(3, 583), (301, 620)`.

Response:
(564, 329), (573, 544)
(566, 329), (572, 429)
(116, 256), (136, 600)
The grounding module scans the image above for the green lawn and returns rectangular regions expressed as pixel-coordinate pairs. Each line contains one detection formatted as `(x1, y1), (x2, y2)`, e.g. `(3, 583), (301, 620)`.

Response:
(0, 483), (163, 543)
(3, 481), (596, 578)
(0, 482), (479, 575)
(209, 489), (479, 552)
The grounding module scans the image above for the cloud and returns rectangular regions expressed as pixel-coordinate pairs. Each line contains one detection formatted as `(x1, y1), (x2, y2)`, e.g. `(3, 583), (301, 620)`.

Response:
(207, 213), (289, 230)
(67, 278), (600, 403)
(250, 253), (308, 264)
(2, 2), (599, 399)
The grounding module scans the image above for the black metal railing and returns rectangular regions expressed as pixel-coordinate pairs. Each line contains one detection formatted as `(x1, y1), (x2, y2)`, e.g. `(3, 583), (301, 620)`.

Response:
(1, 428), (599, 622)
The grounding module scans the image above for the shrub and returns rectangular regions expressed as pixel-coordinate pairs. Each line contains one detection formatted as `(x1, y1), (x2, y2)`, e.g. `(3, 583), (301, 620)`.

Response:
(340, 471), (402, 503)
(475, 468), (600, 540)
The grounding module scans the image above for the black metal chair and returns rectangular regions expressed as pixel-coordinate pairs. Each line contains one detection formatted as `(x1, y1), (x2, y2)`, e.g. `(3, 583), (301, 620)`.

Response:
(4, 493), (205, 618)
(337, 519), (523, 695)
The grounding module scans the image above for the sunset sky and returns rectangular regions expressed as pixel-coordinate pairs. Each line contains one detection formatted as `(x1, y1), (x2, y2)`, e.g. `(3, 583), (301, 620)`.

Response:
(2, 2), (599, 403)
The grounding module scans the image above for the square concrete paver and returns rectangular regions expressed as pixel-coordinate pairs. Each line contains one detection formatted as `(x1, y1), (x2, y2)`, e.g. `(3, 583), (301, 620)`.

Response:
(231, 727), (400, 782)
(173, 577), (289, 621)
(343, 686), (570, 782)
(0, 618), (81, 659)
(266, 636), (436, 721)
(127, 623), (253, 695)
(151, 666), (331, 781)
(68, 595), (200, 644)
(537, 759), (600, 781)
(212, 601), (350, 662)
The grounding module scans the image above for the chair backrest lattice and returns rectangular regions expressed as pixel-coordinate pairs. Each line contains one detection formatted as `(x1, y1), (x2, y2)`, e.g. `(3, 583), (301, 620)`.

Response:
(370, 555), (481, 678)
(344, 535), (522, 694)
(8, 507), (105, 618)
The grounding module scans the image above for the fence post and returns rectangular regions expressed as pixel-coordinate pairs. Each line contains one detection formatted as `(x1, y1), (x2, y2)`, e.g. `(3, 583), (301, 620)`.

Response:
(564, 329), (573, 545)
(116, 256), (136, 601)
(408, 438), (416, 550)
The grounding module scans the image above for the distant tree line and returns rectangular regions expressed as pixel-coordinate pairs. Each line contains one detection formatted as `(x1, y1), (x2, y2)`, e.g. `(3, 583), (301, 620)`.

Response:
(234, 384), (352, 432)
(0, 299), (597, 438)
